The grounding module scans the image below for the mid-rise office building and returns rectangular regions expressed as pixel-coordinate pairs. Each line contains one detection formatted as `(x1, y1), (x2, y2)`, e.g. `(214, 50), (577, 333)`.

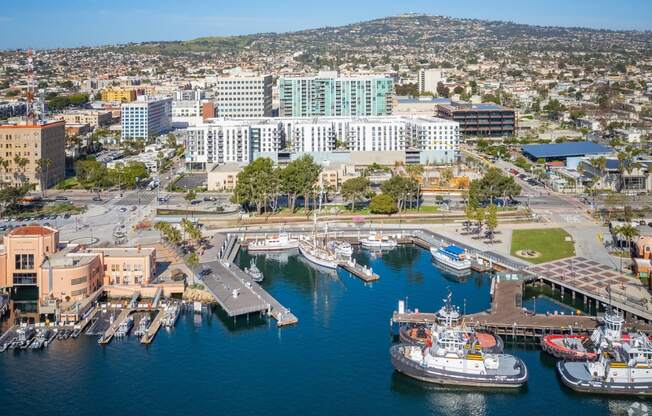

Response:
(121, 96), (172, 140)
(171, 89), (215, 128)
(184, 116), (458, 170)
(418, 69), (448, 95)
(437, 101), (516, 137)
(279, 72), (394, 117)
(0, 120), (66, 190)
(54, 110), (113, 128)
(215, 73), (273, 118)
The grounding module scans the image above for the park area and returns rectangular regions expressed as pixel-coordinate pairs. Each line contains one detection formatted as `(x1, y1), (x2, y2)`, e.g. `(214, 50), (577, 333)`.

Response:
(510, 228), (575, 264)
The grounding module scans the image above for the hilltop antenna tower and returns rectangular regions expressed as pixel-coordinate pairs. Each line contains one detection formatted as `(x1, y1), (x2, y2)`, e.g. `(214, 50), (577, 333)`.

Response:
(26, 48), (36, 125)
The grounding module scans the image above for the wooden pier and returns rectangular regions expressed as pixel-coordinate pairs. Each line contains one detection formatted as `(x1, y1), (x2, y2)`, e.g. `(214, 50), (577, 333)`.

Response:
(98, 308), (131, 345)
(140, 311), (164, 344)
(339, 260), (379, 282)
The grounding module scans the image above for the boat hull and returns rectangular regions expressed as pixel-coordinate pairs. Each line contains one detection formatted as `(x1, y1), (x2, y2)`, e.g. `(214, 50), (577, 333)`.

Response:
(541, 334), (597, 361)
(557, 361), (652, 396)
(299, 244), (338, 270)
(247, 242), (299, 252)
(390, 345), (527, 388)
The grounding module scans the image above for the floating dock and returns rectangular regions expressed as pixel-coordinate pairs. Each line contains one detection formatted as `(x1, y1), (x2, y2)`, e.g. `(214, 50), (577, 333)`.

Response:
(98, 308), (131, 345)
(338, 260), (379, 282)
(140, 311), (163, 344)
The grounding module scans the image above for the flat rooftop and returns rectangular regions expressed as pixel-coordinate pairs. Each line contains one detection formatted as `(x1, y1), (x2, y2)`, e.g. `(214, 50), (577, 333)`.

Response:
(522, 141), (612, 159)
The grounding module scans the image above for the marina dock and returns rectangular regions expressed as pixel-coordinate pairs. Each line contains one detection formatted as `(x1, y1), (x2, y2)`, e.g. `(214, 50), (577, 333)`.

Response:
(339, 260), (379, 282)
(140, 311), (163, 344)
(98, 308), (131, 345)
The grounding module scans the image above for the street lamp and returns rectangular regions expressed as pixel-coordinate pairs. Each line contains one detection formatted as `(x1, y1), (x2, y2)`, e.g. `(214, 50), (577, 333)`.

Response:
(532, 296), (536, 314)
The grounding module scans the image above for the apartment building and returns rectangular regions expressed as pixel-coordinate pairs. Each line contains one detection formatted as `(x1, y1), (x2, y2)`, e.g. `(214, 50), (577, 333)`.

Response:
(215, 73), (273, 118)
(437, 101), (516, 137)
(171, 90), (216, 128)
(101, 88), (137, 103)
(279, 72), (394, 117)
(185, 116), (459, 170)
(0, 225), (156, 304)
(54, 110), (113, 128)
(418, 68), (448, 95)
(0, 121), (66, 190)
(121, 96), (172, 140)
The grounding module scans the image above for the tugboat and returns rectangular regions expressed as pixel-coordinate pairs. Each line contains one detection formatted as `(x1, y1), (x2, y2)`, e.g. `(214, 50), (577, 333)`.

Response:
(248, 232), (299, 252)
(399, 296), (503, 354)
(245, 260), (264, 282)
(542, 308), (638, 361)
(557, 332), (652, 396)
(360, 232), (397, 250)
(391, 294), (527, 388)
(431, 245), (472, 271)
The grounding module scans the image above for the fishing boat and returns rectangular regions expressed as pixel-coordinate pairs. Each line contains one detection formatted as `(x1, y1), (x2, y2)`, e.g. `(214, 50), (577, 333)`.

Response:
(391, 300), (527, 388)
(134, 315), (151, 338)
(115, 315), (134, 338)
(399, 296), (503, 354)
(430, 245), (472, 271)
(360, 232), (397, 250)
(16, 326), (36, 349)
(327, 240), (354, 257)
(557, 332), (652, 396)
(299, 239), (339, 270)
(29, 328), (51, 349)
(245, 260), (264, 282)
(248, 232), (299, 252)
(541, 308), (643, 361)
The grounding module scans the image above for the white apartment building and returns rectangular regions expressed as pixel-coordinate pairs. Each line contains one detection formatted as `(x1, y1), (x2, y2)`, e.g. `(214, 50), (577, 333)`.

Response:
(418, 69), (448, 95)
(185, 116), (459, 169)
(215, 73), (273, 118)
(121, 96), (172, 140)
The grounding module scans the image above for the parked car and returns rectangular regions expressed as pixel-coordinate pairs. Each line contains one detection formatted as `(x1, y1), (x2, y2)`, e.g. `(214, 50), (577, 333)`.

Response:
(55, 196), (68, 201)
(92, 196), (102, 202)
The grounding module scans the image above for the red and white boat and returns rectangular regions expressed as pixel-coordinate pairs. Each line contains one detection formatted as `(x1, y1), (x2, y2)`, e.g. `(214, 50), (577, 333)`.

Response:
(541, 308), (646, 361)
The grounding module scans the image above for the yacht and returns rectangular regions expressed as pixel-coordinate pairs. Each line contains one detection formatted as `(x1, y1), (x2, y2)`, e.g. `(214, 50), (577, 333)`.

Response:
(115, 315), (134, 338)
(299, 239), (339, 270)
(16, 326), (36, 349)
(327, 240), (354, 257)
(391, 294), (527, 388)
(245, 260), (264, 282)
(431, 245), (472, 271)
(29, 328), (51, 349)
(360, 232), (397, 250)
(248, 232), (299, 252)
(134, 315), (151, 338)
(162, 303), (181, 328)
(557, 332), (652, 396)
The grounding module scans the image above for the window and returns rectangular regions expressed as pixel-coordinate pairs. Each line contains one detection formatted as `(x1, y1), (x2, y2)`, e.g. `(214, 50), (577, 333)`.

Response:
(13, 273), (36, 285)
(15, 254), (34, 270)
(71, 276), (88, 285)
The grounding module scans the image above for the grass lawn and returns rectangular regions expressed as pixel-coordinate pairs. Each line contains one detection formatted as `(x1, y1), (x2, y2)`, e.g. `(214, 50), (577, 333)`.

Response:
(510, 228), (575, 264)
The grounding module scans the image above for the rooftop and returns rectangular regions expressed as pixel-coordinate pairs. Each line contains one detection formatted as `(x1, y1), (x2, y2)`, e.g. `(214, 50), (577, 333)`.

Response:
(8, 225), (57, 237)
(522, 141), (612, 159)
(90, 247), (155, 258)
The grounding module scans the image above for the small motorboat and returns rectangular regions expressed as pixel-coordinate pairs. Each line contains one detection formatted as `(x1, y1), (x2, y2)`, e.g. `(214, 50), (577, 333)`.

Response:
(245, 260), (264, 282)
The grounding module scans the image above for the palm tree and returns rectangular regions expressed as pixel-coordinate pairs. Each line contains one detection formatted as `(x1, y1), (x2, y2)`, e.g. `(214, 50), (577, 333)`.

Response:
(36, 158), (52, 197)
(13, 155), (29, 186)
(616, 224), (640, 254)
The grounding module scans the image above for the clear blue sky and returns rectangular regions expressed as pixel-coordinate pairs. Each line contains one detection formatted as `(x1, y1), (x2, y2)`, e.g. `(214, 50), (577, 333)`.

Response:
(0, 0), (650, 49)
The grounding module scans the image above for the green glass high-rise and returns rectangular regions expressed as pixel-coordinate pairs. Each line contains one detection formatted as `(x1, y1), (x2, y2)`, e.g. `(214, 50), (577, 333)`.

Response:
(279, 72), (394, 117)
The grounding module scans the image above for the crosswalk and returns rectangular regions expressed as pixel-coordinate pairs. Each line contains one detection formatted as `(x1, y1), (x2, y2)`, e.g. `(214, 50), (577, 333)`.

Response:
(114, 191), (157, 206)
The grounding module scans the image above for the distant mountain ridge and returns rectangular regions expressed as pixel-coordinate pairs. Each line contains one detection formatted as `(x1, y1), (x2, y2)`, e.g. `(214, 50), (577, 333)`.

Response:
(112, 13), (651, 58)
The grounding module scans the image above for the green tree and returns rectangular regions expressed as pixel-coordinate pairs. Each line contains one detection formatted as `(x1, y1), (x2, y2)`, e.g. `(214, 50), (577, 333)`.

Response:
(369, 193), (398, 215)
(280, 155), (321, 212)
(35, 158), (53, 197)
(341, 176), (370, 211)
(469, 168), (521, 206)
(486, 204), (498, 243)
(233, 157), (279, 214)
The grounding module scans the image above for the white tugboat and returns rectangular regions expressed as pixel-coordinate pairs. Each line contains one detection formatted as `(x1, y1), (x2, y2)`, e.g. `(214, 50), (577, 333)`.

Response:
(557, 332), (652, 396)
(391, 294), (527, 388)
(360, 232), (397, 250)
(248, 232), (299, 252)
(431, 245), (472, 271)
(245, 259), (264, 282)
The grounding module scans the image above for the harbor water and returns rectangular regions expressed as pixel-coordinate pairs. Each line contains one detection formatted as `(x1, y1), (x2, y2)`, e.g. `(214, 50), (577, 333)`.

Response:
(0, 245), (644, 415)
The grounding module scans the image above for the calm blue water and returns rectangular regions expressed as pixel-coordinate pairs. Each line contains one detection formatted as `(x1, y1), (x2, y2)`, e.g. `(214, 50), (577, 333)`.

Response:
(0, 246), (644, 415)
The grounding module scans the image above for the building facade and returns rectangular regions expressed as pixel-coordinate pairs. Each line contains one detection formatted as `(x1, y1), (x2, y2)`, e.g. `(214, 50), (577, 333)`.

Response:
(215, 74), (273, 118)
(0, 226), (157, 303)
(101, 88), (137, 103)
(418, 69), (448, 95)
(0, 121), (66, 190)
(185, 116), (459, 170)
(279, 72), (394, 117)
(121, 96), (172, 140)
(437, 101), (515, 137)
(55, 110), (113, 128)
